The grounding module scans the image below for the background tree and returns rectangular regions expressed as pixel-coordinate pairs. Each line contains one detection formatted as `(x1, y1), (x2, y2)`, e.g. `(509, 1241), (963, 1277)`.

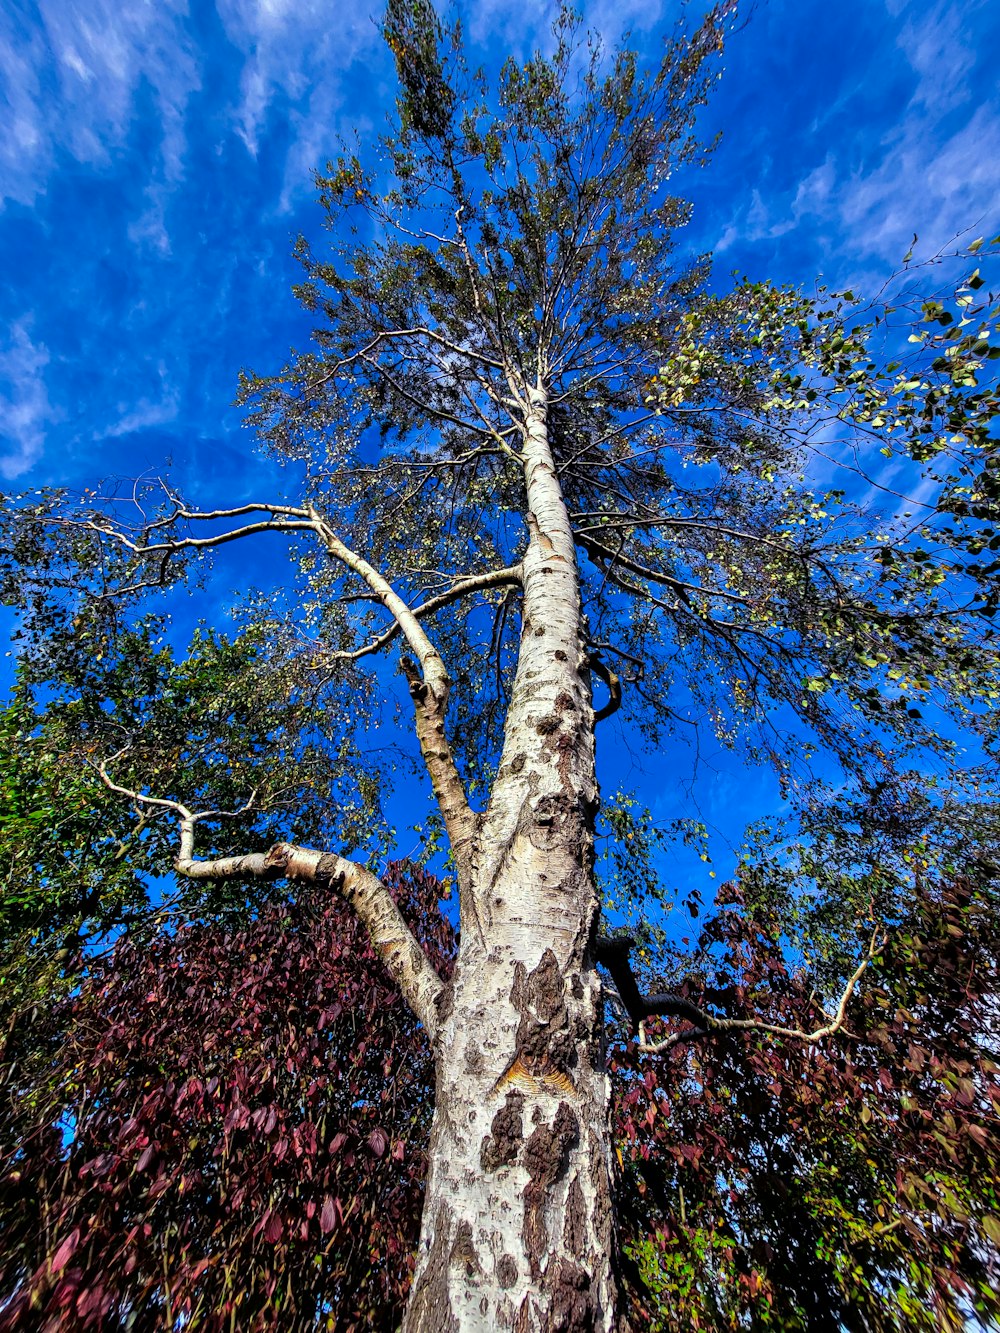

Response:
(4, 841), (996, 1331)
(1, 1), (998, 1327)
(613, 861), (1000, 1332)
(0, 863), (453, 1333)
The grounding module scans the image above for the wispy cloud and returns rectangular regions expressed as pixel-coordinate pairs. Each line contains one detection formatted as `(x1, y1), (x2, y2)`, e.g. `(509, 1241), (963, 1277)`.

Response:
(215, 0), (381, 210)
(100, 363), (180, 440)
(712, 0), (999, 271)
(0, 320), (55, 479)
(895, 1), (973, 113)
(466, 0), (672, 58)
(0, 0), (200, 210)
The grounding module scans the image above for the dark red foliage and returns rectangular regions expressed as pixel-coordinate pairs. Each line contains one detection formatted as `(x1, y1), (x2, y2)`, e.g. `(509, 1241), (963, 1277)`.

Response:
(0, 863), (454, 1333)
(4, 866), (997, 1331)
(612, 874), (1000, 1331)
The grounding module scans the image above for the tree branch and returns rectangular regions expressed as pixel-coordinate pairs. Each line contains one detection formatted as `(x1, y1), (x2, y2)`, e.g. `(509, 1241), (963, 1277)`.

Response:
(587, 650), (622, 724)
(323, 565), (522, 666)
(595, 931), (887, 1054)
(47, 501), (317, 599)
(308, 510), (480, 900)
(58, 512), (315, 558)
(96, 764), (446, 1040)
(71, 492), (485, 907)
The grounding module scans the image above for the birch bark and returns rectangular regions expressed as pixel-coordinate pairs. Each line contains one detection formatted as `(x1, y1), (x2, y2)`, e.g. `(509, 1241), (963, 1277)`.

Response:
(403, 387), (618, 1332)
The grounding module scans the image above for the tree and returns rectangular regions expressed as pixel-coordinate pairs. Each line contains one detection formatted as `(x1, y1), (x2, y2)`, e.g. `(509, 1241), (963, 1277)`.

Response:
(0, 864), (453, 1332)
(2, 2), (998, 1326)
(612, 869), (1000, 1331)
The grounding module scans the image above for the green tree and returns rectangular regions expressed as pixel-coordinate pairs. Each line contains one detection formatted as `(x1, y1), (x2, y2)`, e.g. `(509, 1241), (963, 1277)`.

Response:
(2, 3), (998, 1327)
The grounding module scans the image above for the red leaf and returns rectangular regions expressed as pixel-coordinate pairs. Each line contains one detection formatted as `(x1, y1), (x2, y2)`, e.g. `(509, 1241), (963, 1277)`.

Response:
(320, 1196), (337, 1235)
(969, 1123), (989, 1149)
(51, 1228), (81, 1275)
(368, 1127), (389, 1158)
(263, 1211), (283, 1244)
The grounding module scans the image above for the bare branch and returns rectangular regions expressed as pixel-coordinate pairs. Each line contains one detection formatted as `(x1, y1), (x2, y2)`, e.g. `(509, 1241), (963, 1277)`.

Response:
(308, 510), (480, 898)
(96, 764), (446, 1040)
(596, 931), (887, 1055)
(307, 324), (506, 390)
(587, 651), (622, 724)
(55, 513), (315, 558)
(323, 564), (523, 666)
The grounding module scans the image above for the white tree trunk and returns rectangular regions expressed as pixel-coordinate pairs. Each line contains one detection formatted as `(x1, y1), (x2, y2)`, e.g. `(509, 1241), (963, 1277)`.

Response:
(403, 388), (620, 1331)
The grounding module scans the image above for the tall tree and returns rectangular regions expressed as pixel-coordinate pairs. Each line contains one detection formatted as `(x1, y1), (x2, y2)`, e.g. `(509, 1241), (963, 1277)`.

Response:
(2, 2), (998, 1327)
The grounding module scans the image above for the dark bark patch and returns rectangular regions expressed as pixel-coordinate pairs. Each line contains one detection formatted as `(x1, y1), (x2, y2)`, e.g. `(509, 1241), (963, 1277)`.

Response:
(509, 753), (527, 775)
(563, 1175), (588, 1259)
(552, 732), (579, 795)
(527, 949), (565, 1022)
(546, 1259), (595, 1332)
(536, 714), (561, 736)
(554, 649), (568, 661)
(523, 1102), (579, 1278)
(435, 982), (455, 1025)
(497, 1254), (518, 1289)
(405, 1206), (459, 1332)
(315, 851), (343, 882)
(522, 951), (572, 1061)
(451, 1219), (481, 1278)
(554, 691), (575, 712)
(510, 960), (528, 1010)
(481, 1090), (524, 1172)
(503, 948), (576, 1092)
(534, 625), (546, 636)
(515, 1297), (535, 1333)
(588, 1131), (615, 1258)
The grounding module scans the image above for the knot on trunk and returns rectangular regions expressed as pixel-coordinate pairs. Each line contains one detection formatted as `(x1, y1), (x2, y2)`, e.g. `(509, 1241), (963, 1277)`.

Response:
(401, 655), (429, 703)
(498, 950), (576, 1094)
(263, 842), (295, 874)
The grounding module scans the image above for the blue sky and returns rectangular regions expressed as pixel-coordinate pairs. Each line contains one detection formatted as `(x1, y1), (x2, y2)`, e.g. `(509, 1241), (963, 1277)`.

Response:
(1, 0), (998, 896)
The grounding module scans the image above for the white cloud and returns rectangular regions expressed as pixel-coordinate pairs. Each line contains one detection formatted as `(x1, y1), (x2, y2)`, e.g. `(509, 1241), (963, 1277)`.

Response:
(215, 0), (379, 209)
(101, 362), (180, 439)
(0, 0), (200, 208)
(102, 396), (179, 439)
(835, 105), (999, 262)
(896, 1), (973, 113)
(0, 320), (56, 478)
(466, 0), (671, 53)
(0, 0), (380, 236)
(713, 0), (999, 268)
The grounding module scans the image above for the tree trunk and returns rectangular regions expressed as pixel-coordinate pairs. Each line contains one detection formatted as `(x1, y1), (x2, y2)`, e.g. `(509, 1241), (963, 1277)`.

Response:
(403, 388), (619, 1331)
